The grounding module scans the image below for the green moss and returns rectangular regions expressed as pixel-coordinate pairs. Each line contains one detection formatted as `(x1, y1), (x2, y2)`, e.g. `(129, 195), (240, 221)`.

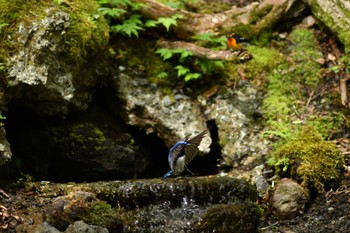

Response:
(52, 123), (107, 157)
(197, 203), (260, 232)
(288, 28), (323, 88)
(262, 27), (346, 139)
(247, 46), (283, 73)
(268, 126), (344, 192)
(113, 37), (177, 86)
(307, 112), (345, 138)
(0, 0), (109, 82)
(0, 0), (53, 75)
(249, 4), (273, 24)
(60, 0), (109, 65)
(224, 46), (283, 87)
(83, 201), (122, 231)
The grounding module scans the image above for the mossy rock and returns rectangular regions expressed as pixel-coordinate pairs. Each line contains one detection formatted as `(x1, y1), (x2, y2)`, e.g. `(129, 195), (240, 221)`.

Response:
(269, 126), (344, 193)
(46, 191), (122, 232)
(0, 0), (109, 77)
(196, 203), (261, 233)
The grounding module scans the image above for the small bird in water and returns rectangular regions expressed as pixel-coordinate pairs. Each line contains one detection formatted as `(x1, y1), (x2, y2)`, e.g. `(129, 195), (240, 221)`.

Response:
(226, 32), (250, 50)
(163, 130), (207, 179)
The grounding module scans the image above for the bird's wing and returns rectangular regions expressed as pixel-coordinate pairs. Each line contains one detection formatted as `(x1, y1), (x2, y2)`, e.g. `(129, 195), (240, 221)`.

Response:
(184, 130), (207, 165)
(169, 142), (187, 165)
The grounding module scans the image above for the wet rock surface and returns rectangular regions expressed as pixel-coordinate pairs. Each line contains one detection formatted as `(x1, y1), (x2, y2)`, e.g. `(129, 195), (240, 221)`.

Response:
(11, 176), (260, 233)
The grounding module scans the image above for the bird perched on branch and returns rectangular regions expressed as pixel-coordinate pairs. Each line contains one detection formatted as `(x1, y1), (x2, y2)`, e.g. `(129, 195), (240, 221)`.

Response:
(163, 130), (207, 179)
(227, 33), (250, 50)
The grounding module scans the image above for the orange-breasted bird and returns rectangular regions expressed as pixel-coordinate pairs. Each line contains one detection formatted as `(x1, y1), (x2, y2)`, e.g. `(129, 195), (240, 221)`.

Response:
(226, 33), (250, 50)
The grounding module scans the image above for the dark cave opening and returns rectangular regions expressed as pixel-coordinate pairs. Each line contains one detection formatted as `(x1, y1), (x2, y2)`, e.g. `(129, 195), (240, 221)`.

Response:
(2, 87), (222, 183)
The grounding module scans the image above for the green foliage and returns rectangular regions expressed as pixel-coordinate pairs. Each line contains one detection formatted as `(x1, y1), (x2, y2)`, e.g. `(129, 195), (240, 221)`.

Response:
(268, 126), (344, 193)
(97, 0), (144, 37)
(155, 47), (224, 82)
(98, 7), (126, 18)
(98, 0), (183, 37)
(329, 55), (350, 74)
(111, 14), (143, 37)
(175, 65), (190, 76)
(156, 48), (201, 82)
(98, 0), (143, 10)
(157, 14), (183, 31)
(157, 71), (168, 79)
(195, 59), (224, 74)
(175, 65), (201, 81)
(98, 0), (225, 83)
(155, 48), (192, 61)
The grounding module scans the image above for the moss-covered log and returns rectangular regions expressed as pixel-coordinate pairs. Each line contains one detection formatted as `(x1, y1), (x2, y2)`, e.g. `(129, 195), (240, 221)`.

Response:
(304, 0), (350, 53)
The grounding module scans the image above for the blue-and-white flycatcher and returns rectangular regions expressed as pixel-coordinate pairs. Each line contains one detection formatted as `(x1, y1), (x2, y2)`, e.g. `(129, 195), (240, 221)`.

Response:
(163, 130), (207, 178)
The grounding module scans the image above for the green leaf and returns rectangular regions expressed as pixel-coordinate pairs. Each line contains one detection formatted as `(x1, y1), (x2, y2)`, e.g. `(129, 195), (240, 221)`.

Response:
(110, 0), (132, 7)
(112, 24), (143, 37)
(196, 59), (209, 74)
(156, 14), (183, 32)
(98, 7), (127, 18)
(157, 17), (177, 31)
(184, 73), (202, 82)
(97, 0), (110, 4)
(155, 48), (174, 60)
(157, 72), (168, 79)
(213, 60), (225, 68)
(175, 65), (190, 77)
(178, 49), (192, 62)
(127, 14), (143, 24)
(111, 14), (144, 37)
(144, 19), (159, 28)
